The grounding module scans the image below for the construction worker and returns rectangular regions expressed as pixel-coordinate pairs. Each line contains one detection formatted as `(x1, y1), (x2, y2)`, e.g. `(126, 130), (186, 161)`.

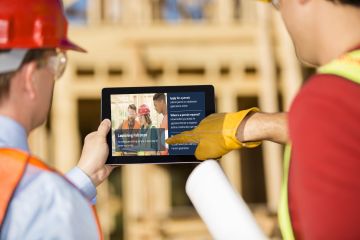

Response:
(153, 93), (168, 131)
(153, 93), (169, 155)
(137, 104), (159, 155)
(167, 0), (360, 239)
(0, 0), (114, 239)
(117, 104), (141, 155)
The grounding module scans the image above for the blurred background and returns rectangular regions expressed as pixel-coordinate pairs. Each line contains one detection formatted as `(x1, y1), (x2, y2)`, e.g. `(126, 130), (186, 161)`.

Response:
(28, 0), (315, 239)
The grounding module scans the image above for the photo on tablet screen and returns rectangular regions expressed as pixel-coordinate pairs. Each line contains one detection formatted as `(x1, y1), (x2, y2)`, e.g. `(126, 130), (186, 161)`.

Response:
(111, 93), (168, 157)
(110, 91), (205, 157)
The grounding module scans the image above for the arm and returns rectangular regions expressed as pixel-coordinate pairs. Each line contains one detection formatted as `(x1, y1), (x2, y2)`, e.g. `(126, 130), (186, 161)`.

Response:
(166, 108), (288, 160)
(66, 167), (97, 203)
(237, 112), (288, 144)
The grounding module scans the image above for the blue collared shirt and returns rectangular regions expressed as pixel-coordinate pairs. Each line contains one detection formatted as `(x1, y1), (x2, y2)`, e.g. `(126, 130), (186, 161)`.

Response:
(0, 115), (99, 239)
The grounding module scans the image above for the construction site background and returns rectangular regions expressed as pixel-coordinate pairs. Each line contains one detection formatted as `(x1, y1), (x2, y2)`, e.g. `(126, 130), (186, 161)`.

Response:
(28, 0), (311, 239)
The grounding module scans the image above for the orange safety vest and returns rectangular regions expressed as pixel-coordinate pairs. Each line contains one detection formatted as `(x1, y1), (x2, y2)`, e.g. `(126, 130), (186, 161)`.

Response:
(0, 148), (103, 239)
(121, 119), (141, 130)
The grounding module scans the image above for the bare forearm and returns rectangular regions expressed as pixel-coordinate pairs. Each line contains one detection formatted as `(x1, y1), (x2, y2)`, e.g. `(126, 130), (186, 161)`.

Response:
(236, 112), (289, 144)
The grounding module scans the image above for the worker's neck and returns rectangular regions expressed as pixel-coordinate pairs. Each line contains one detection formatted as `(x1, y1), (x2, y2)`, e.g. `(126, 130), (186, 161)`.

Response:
(0, 104), (32, 135)
(316, 4), (360, 65)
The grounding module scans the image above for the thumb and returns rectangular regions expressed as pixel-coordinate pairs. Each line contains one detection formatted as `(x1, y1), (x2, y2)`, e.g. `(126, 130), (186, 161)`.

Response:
(194, 141), (210, 161)
(194, 140), (226, 161)
(98, 119), (111, 137)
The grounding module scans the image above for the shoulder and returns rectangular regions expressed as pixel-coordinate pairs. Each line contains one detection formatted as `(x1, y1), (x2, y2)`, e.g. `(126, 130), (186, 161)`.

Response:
(289, 72), (360, 156)
(294, 73), (360, 101)
(290, 73), (360, 122)
(120, 120), (126, 128)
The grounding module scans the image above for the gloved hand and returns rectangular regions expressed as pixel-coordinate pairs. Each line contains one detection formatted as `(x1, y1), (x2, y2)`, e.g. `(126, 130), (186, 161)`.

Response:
(166, 108), (261, 160)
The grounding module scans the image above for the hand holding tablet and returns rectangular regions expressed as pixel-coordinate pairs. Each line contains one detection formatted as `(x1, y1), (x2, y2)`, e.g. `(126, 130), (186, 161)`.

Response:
(101, 85), (215, 164)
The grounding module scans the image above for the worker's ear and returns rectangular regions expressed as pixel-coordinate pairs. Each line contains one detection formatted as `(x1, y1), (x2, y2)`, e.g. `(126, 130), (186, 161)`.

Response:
(19, 62), (38, 100)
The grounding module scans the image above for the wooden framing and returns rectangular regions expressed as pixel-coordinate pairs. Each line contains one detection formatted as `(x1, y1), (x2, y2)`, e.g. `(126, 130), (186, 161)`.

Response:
(28, 1), (303, 239)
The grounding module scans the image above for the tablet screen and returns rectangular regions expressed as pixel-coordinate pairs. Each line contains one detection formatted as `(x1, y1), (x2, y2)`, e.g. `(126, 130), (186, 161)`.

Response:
(102, 85), (214, 164)
(110, 91), (205, 157)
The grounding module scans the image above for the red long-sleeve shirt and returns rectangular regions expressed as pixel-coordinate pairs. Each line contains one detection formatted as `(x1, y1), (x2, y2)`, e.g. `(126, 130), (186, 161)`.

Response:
(288, 72), (360, 239)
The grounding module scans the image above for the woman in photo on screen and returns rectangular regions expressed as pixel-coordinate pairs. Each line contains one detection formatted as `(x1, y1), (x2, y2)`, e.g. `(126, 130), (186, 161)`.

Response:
(137, 104), (160, 156)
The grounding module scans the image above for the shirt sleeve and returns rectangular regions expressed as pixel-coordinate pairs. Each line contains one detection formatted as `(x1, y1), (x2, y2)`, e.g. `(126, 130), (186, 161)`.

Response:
(66, 167), (97, 204)
(288, 74), (360, 239)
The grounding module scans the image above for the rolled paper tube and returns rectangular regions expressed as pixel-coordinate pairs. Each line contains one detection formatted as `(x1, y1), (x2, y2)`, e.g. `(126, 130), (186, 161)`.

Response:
(186, 160), (268, 240)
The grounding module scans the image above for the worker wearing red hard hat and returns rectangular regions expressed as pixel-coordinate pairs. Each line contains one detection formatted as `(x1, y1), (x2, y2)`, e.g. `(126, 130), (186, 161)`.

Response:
(167, 0), (360, 239)
(0, 0), (113, 239)
(137, 104), (160, 155)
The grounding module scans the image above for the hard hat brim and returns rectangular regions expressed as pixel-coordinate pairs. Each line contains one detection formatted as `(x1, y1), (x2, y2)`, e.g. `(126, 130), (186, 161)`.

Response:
(60, 38), (87, 53)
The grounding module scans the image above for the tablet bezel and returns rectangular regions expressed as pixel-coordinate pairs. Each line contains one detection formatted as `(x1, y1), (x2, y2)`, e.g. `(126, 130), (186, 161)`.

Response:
(102, 85), (215, 165)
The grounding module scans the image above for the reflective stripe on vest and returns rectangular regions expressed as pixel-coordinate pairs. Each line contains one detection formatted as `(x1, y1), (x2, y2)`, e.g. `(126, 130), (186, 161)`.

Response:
(278, 49), (360, 240)
(0, 148), (103, 239)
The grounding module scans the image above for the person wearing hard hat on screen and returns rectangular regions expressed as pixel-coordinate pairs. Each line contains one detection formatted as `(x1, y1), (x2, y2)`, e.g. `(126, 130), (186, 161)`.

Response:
(0, 0), (114, 239)
(167, 0), (360, 239)
(137, 104), (159, 156)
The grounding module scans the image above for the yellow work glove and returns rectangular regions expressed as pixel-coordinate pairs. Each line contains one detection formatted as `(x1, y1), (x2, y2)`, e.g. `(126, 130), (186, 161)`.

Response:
(166, 108), (261, 160)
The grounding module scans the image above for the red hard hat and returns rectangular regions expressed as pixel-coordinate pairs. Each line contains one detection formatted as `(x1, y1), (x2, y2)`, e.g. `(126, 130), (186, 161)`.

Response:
(138, 104), (151, 116)
(0, 0), (86, 52)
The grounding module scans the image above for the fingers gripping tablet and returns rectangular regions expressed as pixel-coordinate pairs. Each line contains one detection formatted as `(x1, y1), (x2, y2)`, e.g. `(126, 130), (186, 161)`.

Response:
(101, 85), (215, 164)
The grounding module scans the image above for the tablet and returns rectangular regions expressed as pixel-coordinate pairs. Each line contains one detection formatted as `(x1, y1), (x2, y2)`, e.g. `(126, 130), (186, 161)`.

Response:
(102, 85), (215, 164)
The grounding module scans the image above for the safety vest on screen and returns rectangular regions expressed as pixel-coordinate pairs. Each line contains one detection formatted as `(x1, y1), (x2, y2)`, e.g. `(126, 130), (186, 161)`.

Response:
(121, 119), (141, 130)
(0, 148), (103, 240)
(278, 49), (360, 240)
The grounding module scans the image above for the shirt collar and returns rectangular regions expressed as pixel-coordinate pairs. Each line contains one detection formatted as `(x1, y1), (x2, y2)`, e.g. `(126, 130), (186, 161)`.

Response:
(0, 115), (29, 152)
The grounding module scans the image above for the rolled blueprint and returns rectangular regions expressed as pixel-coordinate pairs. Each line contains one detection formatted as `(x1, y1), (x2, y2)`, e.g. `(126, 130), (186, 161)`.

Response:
(186, 160), (268, 240)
